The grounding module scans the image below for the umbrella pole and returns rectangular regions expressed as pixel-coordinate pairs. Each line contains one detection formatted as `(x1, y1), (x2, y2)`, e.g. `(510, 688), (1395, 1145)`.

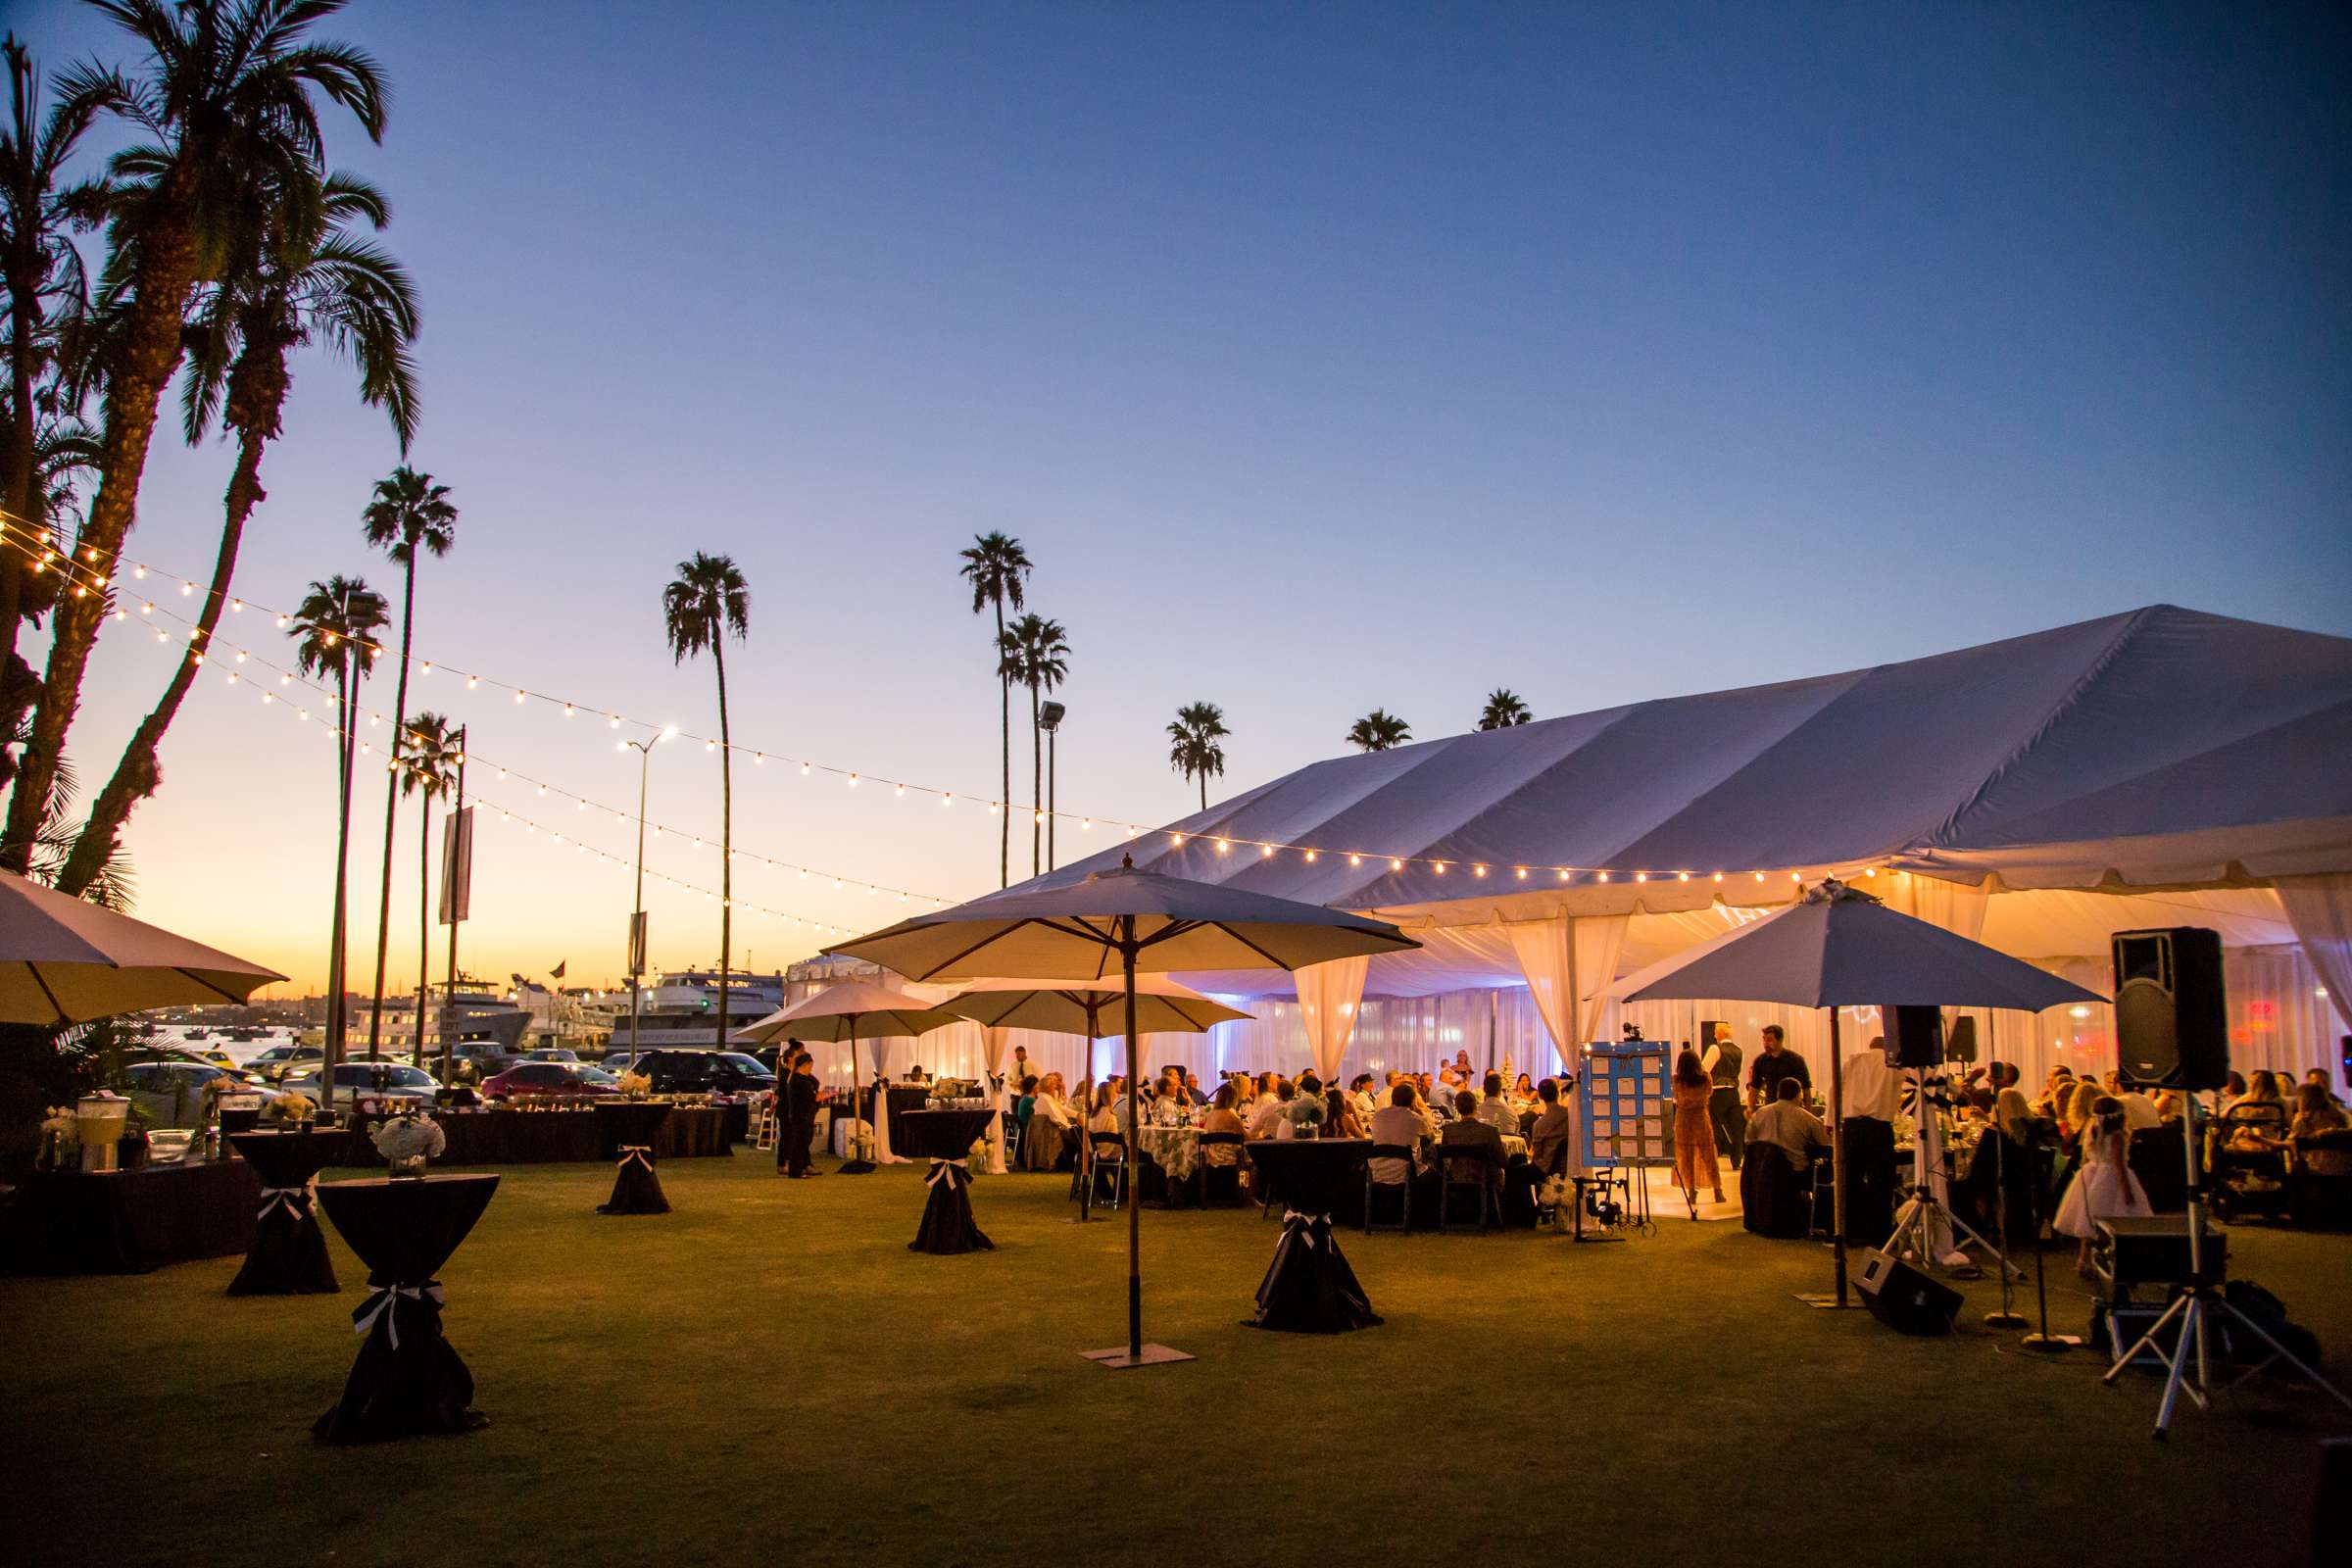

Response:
(1829, 1008), (1848, 1306)
(1124, 926), (1143, 1362)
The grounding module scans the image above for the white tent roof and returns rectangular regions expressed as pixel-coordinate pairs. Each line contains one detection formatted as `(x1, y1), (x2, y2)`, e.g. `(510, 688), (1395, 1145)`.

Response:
(1036, 605), (2349, 997)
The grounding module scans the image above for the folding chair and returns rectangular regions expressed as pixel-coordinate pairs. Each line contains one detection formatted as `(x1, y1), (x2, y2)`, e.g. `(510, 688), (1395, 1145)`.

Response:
(1087, 1131), (1129, 1210)
(1361, 1143), (1418, 1234)
(1194, 1131), (1246, 1206)
(1435, 1145), (1498, 1232)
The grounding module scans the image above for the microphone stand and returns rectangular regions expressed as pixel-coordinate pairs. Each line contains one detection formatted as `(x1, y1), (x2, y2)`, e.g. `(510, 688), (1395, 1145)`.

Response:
(2021, 1127), (2079, 1352)
(1984, 1126), (2026, 1330)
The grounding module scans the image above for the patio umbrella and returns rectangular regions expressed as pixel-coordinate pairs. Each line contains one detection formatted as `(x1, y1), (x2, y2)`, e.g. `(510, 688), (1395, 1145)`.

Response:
(1618, 879), (2102, 1306)
(0, 869), (284, 1025)
(732, 981), (965, 1173)
(937, 976), (1252, 1211)
(836, 853), (1417, 1367)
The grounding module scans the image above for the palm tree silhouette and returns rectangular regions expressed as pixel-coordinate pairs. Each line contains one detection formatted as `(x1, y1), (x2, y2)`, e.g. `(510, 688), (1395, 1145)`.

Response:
(663, 552), (751, 1053)
(1000, 612), (1069, 877)
(60, 166), (419, 897)
(359, 466), (456, 1059)
(399, 711), (457, 1066)
(1346, 709), (1411, 752)
(1167, 702), (1229, 810)
(289, 573), (388, 1101)
(957, 532), (1030, 887)
(1477, 689), (1532, 730)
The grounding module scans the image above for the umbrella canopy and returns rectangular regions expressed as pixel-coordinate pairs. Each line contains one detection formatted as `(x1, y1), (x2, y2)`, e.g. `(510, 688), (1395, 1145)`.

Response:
(1617, 882), (2106, 1009)
(731, 980), (963, 1045)
(938, 975), (1251, 1038)
(0, 870), (285, 1026)
(835, 856), (1419, 983)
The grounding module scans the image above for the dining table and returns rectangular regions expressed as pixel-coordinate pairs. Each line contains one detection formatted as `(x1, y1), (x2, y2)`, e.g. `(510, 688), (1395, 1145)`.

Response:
(593, 1102), (674, 1215)
(225, 1129), (345, 1295)
(1243, 1138), (1382, 1333)
(312, 1173), (500, 1444)
(899, 1108), (996, 1255)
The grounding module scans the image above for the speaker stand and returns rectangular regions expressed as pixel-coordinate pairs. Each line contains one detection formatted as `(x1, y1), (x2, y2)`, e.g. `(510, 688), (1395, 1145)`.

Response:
(1984, 1129), (2027, 1329)
(2100, 1098), (2352, 1437)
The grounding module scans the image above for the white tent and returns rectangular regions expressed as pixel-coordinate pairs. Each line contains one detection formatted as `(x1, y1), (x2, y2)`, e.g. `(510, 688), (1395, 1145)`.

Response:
(1007, 605), (2351, 1088)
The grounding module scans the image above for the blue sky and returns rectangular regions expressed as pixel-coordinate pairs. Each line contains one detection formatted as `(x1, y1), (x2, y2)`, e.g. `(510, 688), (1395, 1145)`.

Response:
(15, 1), (2350, 990)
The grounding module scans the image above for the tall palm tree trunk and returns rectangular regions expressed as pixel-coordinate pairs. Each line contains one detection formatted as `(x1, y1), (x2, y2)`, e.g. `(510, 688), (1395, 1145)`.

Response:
(1200, 771), (1207, 811)
(714, 641), (732, 1054)
(0, 273), (37, 791)
(364, 560), (417, 1058)
(995, 598), (1008, 888)
(413, 790), (431, 1066)
(59, 375), (282, 896)
(324, 662), (360, 1104)
(3, 186), (199, 872)
(1030, 680), (1042, 876)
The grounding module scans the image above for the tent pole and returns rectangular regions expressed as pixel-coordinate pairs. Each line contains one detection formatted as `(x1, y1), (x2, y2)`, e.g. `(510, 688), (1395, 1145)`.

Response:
(1123, 921), (1143, 1363)
(1829, 1007), (1848, 1306)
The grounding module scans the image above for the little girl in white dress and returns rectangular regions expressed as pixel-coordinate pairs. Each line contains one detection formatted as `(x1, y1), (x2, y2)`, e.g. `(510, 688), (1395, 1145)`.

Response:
(2053, 1096), (2153, 1275)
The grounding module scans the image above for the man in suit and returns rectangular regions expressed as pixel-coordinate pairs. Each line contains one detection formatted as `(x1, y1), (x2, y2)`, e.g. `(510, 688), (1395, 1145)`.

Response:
(781, 1050), (820, 1177)
(1701, 1023), (1746, 1170)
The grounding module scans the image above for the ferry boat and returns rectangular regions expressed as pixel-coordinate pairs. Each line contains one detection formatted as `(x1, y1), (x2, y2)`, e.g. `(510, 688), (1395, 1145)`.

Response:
(347, 976), (535, 1058)
(604, 968), (786, 1054)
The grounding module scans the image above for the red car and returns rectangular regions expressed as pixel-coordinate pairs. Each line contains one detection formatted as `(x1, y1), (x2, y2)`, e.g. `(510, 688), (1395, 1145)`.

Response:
(482, 1061), (619, 1102)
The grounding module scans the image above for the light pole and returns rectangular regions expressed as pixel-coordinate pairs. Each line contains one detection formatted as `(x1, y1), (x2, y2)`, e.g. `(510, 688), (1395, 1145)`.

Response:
(1040, 700), (1065, 871)
(621, 726), (674, 1067)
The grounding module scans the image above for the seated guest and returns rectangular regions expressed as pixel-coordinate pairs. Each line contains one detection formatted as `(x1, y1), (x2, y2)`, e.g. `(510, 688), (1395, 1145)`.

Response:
(1442, 1088), (1508, 1208)
(1348, 1073), (1378, 1120)
(1512, 1071), (1538, 1106)
(1184, 1070), (1208, 1106)
(1247, 1078), (1295, 1140)
(1023, 1073), (1075, 1171)
(1528, 1078), (1573, 1176)
(1745, 1076), (1831, 1172)
(2116, 1082), (2161, 1131)
(1200, 1082), (1248, 1165)
(1325, 1083), (1364, 1140)
(2291, 1082), (2351, 1141)
(2303, 1068), (2344, 1110)
(1475, 1073), (1520, 1139)
(1368, 1082), (1426, 1186)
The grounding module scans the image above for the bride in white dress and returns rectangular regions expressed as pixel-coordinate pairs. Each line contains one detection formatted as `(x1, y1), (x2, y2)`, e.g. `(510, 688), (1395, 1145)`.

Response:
(2052, 1095), (2153, 1275)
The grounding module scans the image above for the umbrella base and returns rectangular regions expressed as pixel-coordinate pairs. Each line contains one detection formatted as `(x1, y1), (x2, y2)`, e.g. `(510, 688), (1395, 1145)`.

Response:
(835, 1160), (877, 1175)
(1079, 1344), (1195, 1369)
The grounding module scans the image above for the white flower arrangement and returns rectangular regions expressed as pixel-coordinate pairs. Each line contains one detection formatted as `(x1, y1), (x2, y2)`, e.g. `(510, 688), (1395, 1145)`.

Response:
(1286, 1095), (1328, 1132)
(372, 1111), (447, 1163)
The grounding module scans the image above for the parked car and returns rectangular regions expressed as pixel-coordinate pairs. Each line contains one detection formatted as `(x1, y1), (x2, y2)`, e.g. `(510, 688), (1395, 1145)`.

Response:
(517, 1048), (580, 1064)
(599, 1051), (638, 1072)
(629, 1049), (775, 1097)
(247, 1043), (325, 1083)
(122, 1047), (269, 1086)
(278, 1062), (441, 1111)
(116, 1061), (273, 1129)
(481, 1061), (617, 1102)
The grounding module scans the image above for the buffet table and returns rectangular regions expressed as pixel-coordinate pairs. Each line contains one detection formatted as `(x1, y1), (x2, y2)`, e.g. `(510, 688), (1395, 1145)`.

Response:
(337, 1104), (739, 1166)
(0, 1157), (261, 1276)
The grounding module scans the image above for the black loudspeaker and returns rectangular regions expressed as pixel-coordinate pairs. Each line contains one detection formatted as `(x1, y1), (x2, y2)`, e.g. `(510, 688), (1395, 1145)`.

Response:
(1945, 1015), (1979, 1064)
(2113, 927), (2229, 1092)
(1882, 1005), (1944, 1068)
(1855, 1247), (1962, 1335)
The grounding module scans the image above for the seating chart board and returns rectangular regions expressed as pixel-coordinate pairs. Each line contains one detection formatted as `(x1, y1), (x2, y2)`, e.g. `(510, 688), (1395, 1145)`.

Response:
(1581, 1042), (1671, 1167)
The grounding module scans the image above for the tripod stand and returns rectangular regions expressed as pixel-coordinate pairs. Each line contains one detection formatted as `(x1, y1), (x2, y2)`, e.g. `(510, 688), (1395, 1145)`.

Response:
(1886, 1070), (2022, 1281)
(2101, 1096), (2352, 1439)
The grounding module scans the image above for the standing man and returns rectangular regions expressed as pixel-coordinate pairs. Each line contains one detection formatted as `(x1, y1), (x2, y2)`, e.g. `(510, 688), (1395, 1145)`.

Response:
(1747, 1024), (1811, 1110)
(780, 1050), (820, 1178)
(1701, 1023), (1746, 1170)
(1838, 1035), (1903, 1244)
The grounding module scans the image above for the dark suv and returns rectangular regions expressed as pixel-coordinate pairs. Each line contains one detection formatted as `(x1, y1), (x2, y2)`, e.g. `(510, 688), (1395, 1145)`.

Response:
(631, 1049), (776, 1097)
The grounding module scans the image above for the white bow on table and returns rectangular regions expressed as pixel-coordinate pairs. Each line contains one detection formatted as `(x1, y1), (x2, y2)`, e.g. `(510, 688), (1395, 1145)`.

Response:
(616, 1145), (654, 1171)
(255, 1186), (311, 1222)
(352, 1282), (445, 1351)
(926, 1157), (970, 1190)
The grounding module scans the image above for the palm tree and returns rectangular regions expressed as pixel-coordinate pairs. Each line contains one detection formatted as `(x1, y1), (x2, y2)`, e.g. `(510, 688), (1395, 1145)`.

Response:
(398, 711), (455, 1067)
(1477, 689), (1532, 730)
(957, 531), (1030, 887)
(7, 0), (388, 873)
(999, 612), (1069, 876)
(663, 552), (750, 1053)
(1167, 702), (1229, 811)
(357, 466), (455, 1058)
(1347, 709), (1412, 753)
(0, 36), (108, 790)
(288, 573), (386, 1103)
(58, 170), (417, 898)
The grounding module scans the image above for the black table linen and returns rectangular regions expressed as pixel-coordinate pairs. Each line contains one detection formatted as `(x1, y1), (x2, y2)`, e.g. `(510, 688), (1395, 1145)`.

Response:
(312, 1174), (499, 1445)
(225, 1130), (344, 1295)
(1244, 1140), (1382, 1333)
(594, 1102), (674, 1215)
(900, 1108), (997, 1254)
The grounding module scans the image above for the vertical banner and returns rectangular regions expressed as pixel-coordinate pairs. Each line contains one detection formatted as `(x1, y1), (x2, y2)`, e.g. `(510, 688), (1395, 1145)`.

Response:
(627, 911), (648, 978)
(438, 806), (474, 925)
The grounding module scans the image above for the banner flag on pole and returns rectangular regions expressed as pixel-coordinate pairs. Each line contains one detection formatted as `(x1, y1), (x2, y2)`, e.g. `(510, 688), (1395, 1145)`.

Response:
(438, 806), (473, 925)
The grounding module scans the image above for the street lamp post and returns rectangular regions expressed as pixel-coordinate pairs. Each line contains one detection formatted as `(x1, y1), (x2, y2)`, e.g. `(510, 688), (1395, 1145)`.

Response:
(622, 728), (673, 1067)
(1040, 700), (1065, 871)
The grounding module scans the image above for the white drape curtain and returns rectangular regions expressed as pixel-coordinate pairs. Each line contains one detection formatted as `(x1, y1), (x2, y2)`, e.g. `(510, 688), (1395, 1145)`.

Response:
(2278, 874), (2352, 1034)
(1504, 913), (1628, 1180)
(1295, 956), (1369, 1083)
(980, 1025), (1012, 1174)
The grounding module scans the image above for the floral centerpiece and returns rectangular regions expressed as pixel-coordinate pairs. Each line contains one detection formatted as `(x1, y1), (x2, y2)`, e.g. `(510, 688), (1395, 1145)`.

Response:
(1286, 1095), (1328, 1139)
(615, 1072), (651, 1100)
(265, 1090), (317, 1126)
(372, 1110), (446, 1177)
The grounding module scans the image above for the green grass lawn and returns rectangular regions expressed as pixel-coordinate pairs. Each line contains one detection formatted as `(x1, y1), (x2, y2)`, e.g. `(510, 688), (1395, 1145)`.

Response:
(4, 1154), (2347, 1568)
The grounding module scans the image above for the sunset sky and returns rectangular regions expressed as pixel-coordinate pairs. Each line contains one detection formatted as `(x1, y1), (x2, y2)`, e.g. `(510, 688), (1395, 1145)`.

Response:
(15, 1), (2348, 995)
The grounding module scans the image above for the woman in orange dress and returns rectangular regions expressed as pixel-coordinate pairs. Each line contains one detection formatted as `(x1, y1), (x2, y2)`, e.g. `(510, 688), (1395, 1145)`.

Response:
(1672, 1048), (1725, 1205)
